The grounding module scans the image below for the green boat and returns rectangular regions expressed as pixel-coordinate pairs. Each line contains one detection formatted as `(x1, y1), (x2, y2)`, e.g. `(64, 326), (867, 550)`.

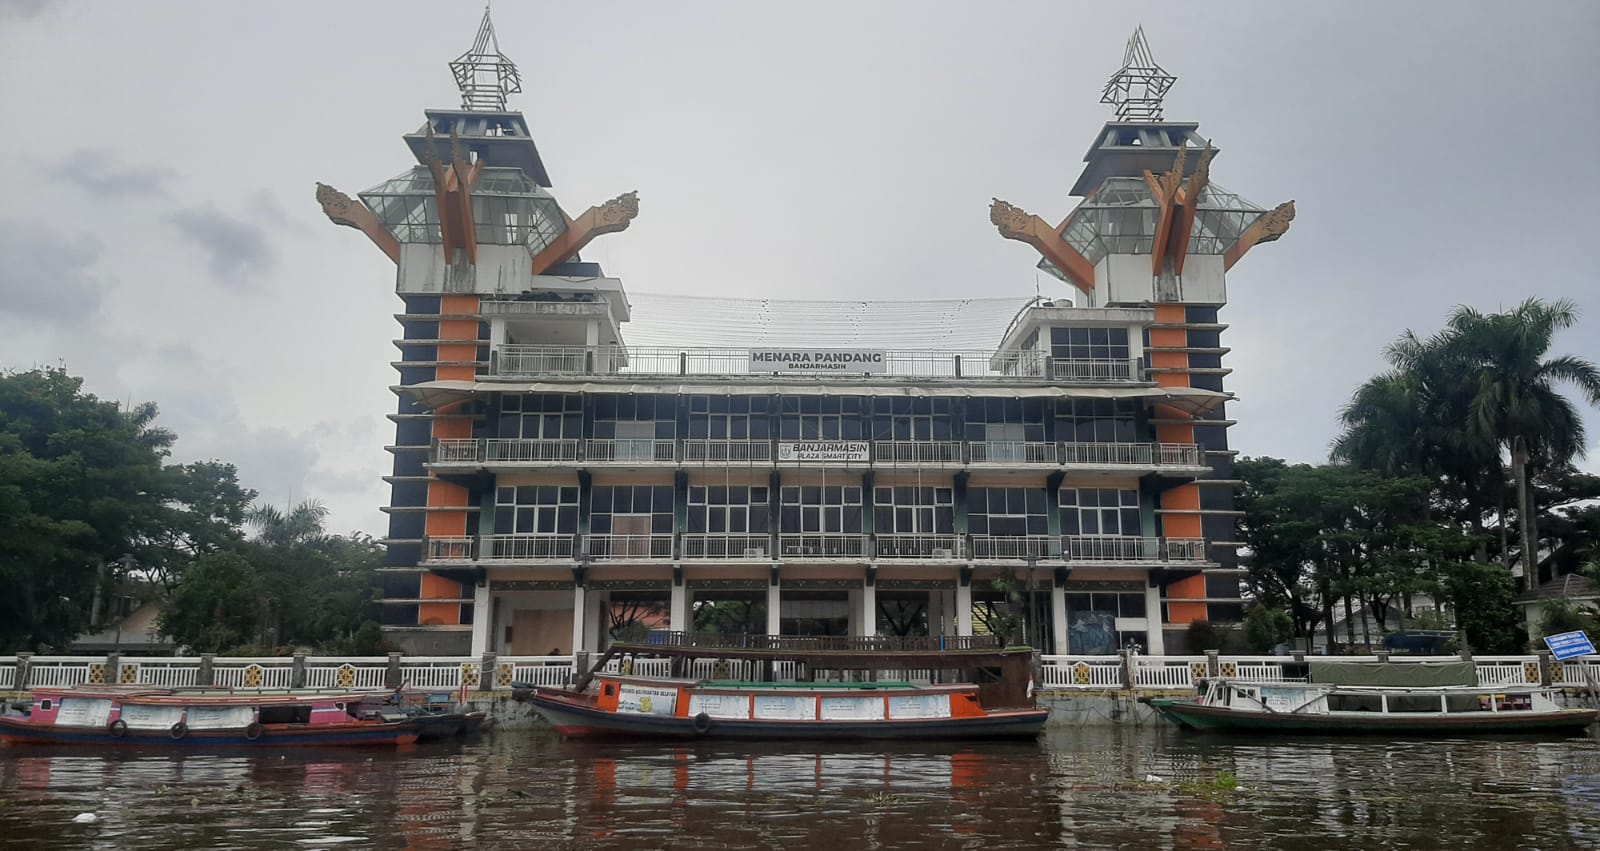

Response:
(1146, 660), (1599, 735)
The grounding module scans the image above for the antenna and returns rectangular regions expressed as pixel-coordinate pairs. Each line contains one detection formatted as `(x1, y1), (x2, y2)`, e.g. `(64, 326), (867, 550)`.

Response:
(1100, 26), (1176, 122)
(450, 5), (523, 111)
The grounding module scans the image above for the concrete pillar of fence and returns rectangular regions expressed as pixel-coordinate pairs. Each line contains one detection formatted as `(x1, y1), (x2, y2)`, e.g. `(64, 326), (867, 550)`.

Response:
(1119, 648), (1134, 690)
(1459, 635), (1473, 661)
(1538, 650), (1554, 687)
(385, 653), (403, 689)
(197, 654), (215, 687)
(291, 654), (307, 689)
(480, 652), (497, 693)
(16, 652), (32, 690)
(1376, 650), (1391, 664)
(1205, 650), (1220, 679)
(575, 651), (590, 685)
(105, 652), (121, 685)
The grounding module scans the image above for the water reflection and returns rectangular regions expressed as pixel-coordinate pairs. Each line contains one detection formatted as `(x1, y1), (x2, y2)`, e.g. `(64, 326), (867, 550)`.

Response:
(3, 730), (1600, 848)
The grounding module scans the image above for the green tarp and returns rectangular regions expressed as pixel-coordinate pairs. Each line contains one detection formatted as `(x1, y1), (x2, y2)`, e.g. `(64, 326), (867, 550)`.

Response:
(1308, 659), (1479, 687)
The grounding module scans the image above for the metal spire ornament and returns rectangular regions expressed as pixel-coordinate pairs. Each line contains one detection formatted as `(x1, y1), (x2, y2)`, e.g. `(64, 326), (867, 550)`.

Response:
(1100, 26), (1176, 122)
(450, 5), (522, 111)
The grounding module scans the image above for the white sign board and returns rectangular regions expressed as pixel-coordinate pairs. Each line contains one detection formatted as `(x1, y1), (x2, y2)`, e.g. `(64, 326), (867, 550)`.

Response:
(750, 349), (887, 375)
(53, 698), (113, 728)
(778, 441), (870, 462)
(186, 705), (255, 731)
(616, 685), (678, 716)
(687, 694), (751, 720)
(887, 694), (951, 720)
(753, 695), (817, 721)
(1544, 630), (1596, 661)
(819, 695), (886, 721)
(1259, 688), (1298, 712)
(118, 703), (183, 730)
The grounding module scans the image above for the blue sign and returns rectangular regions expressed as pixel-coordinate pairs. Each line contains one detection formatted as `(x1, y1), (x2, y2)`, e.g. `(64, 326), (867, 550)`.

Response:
(1544, 630), (1596, 660)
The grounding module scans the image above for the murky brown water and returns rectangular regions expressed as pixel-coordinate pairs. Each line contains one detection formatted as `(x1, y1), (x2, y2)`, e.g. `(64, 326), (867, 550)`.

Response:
(4, 728), (1600, 849)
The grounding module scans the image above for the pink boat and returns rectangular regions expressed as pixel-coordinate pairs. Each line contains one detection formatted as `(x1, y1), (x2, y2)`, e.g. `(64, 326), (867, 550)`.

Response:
(0, 686), (421, 747)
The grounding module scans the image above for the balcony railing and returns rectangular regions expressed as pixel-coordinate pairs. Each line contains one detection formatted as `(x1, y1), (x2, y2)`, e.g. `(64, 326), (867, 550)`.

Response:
(970, 535), (1056, 560)
(873, 441), (963, 465)
(1154, 442), (1206, 467)
(682, 534), (771, 559)
(1062, 535), (1209, 564)
(683, 439), (773, 463)
(778, 534), (867, 559)
(874, 533), (963, 560)
(585, 534), (674, 560)
(425, 536), (475, 562)
(492, 344), (1144, 384)
(584, 439), (676, 463)
(969, 441), (1059, 465)
(480, 534), (576, 561)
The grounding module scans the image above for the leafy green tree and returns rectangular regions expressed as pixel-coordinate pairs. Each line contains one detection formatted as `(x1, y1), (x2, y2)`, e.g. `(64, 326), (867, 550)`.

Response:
(237, 501), (382, 650)
(1242, 605), (1293, 653)
(1441, 560), (1526, 654)
(157, 551), (265, 653)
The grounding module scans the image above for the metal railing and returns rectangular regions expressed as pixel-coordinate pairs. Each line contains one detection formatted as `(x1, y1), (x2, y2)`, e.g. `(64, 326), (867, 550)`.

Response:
(681, 534), (771, 559)
(1062, 535), (1209, 564)
(969, 535), (1056, 561)
(492, 344), (1144, 383)
(874, 533), (964, 560)
(682, 439), (773, 463)
(874, 441), (963, 464)
(425, 536), (475, 563)
(480, 534), (577, 561)
(1059, 441), (1207, 468)
(584, 439), (676, 463)
(585, 533), (674, 560)
(506, 656), (579, 687)
(968, 441), (1059, 465)
(777, 534), (868, 559)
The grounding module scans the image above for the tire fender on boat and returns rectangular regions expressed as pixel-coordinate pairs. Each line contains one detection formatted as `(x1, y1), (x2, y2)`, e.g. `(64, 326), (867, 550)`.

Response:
(107, 719), (127, 738)
(692, 712), (712, 734)
(169, 721), (188, 740)
(243, 722), (263, 741)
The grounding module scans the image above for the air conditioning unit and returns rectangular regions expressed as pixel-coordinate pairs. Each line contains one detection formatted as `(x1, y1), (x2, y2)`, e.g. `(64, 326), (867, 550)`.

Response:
(742, 547), (767, 558)
(931, 548), (955, 560)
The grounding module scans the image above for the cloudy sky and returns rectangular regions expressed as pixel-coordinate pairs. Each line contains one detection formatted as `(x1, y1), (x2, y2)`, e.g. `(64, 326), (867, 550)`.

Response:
(1, 0), (1597, 535)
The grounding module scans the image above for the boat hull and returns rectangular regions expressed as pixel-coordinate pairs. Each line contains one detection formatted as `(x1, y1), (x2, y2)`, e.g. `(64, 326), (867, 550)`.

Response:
(1147, 699), (1599, 735)
(0, 717), (419, 747)
(531, 692), (1047, 740)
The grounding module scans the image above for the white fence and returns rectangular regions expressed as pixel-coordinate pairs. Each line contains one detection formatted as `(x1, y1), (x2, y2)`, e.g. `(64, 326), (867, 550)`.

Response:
(1039, 654), (1555, 692)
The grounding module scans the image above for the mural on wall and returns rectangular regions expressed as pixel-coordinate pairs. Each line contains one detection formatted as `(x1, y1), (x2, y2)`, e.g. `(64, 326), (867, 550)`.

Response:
(1068, 610), (1116, 655)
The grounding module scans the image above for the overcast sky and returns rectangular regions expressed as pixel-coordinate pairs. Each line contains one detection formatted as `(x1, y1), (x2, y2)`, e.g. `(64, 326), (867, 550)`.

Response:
(1, 0), (1597, 535)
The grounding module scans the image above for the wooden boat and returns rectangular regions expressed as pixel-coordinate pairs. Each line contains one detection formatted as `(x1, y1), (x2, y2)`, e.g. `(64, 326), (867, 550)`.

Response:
(518, 633), (1049, 740)
(0, 686), (421, 747)
(1146, 659), (1600, 735)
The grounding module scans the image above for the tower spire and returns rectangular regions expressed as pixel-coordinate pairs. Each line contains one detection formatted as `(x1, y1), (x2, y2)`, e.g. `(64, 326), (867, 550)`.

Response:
(450, 5), (522, 111)
(1100, 26), (1176, 123)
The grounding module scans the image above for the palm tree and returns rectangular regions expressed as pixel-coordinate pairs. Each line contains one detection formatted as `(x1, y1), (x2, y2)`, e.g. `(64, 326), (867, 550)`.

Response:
(245, 500), (330, 549)
(1439, 298), (1600, 580)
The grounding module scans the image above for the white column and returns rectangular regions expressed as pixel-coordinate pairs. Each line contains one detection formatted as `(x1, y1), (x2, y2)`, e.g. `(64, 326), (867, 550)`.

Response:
(585, 319), (601, 347)
(1051, 583), (1069, 655)
(766, 582), (781, 636)
(1144, 580), (1166, 655)
(488, 318), (507, 349)
(860, 582), (877, 637)
(469, 582), (492, 656)
(670, 581), (688, 632)
(570, 584), (587, 655)
(956, 583), (973, 636)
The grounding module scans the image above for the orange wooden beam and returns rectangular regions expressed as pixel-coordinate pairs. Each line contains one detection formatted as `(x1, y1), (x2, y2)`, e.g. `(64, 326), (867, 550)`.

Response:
(988, 199), (1096, 295)
(1223, 200), (1295, 270)
(528, 191), (640, 275)
(315, 183), (399, 263)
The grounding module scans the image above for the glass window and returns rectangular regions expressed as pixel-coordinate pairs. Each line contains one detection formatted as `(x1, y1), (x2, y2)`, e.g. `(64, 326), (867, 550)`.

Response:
(1061, 488), (1141, 536)
(779, 485), (863, 533)
(968, 487), (1047, 536)
(687, 485), (771, 534)
(589, 486), (674, 534)
(873, 487), (954, 534)
(1057, 398), (1140, 444)
(493, 485), (579, 534)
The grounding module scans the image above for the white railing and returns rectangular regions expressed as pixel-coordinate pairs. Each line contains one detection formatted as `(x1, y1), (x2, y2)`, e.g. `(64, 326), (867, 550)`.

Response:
(601, 657), (672, 678)
(1155, 442), (1206, 467)
(778, 534), (867, 559)
(690, 658), (762, 681)
(485, 438), (581, 464)
(969, 441), (1058, 465)
(304, 658), (389, 690)
(121, 658), (200, 688)
(432, 438), (481, 464)
(970, 535), (1055, 561)
(585, 438), (676, 463)
(480, 534), (577, 561)
(507, 656), (578, 687)
(585, 533), (674, 560)
(0, 659), (15, 689)
(213, 659), (296, 690)
(1060, 536), (1209, 564)
(1161, 538), (1210, 563)
(1133, 657), (1202, 688)
(1060, 441), (1156, 467)
(491, 344), (1143, 383)
(682, 534), (770, 559)
(425, 536), (475, 563)
(1053, 358), (1140, 382)
(874, 441), (963, 464)
(24, 657), (93, 688)
(1476, 656), (1537, 686)
(399, 657), (474, 690)
(874, 533), (963, 560)
(682, 439), (773, 463)
(1562, 659), (1600, 686)
(1041, 655), (1124, 688)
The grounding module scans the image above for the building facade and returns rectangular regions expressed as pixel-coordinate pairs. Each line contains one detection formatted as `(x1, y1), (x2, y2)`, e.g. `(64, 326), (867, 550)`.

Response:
(319, 20), (1293, 658)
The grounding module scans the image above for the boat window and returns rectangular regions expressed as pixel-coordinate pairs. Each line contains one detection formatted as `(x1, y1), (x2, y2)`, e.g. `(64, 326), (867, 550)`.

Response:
(1385, 694), (1442, 713)
(257, 705), (313, 725)
(38, 699), (52, 711)
(1445, 694), (1486, 712)
(603, 684), (615, 697)
(1327, 694), (1383, 712)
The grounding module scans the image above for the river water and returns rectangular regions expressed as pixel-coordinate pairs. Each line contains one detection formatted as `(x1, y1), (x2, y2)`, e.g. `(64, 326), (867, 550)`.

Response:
(4, 728), (1600, 849)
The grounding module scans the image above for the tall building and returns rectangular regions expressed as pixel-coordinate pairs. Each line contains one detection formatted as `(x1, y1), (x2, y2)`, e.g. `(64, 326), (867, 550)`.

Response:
(321, 19), (1292, 657)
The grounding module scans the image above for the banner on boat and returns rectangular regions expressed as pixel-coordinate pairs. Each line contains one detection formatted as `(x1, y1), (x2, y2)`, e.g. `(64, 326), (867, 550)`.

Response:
(750, 349), (887, 375)
(53, 698), (113, 728)
(777, 441), (870, 462)
(687, 694), (749, 719)
(118, 703), (183, 730)
(753, 695), (816, 721)
(1544, 630), (1596, 661)
(819, 696), (886, 721)
(887, 694), (951, 720)
(616, 684), (678, 716)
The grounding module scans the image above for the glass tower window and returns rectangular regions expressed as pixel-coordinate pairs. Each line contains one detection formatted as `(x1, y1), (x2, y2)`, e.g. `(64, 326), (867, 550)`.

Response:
(498, 394), (581, 439)
(779, 486), (863, 533)
(493, 486), (579, 534)
(780, 396), (865, 440)
(968, 487), (1047, 536)
(1060, 488), (1142, 536)
(873, 487), (954, 534)
(688, 486), (771, 534)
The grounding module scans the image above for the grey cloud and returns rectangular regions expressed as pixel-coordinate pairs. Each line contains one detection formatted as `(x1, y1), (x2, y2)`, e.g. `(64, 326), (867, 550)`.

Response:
(0, 0), (63, 20)
(47, 149), (177, 198)
(248, 191), (311, 235)
(166, 205), (277, 288)
(0, 219), (105, 322)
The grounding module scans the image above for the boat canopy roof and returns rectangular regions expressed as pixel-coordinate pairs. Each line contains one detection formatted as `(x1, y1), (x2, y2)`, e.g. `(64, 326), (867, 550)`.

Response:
(1308, 659), (1478, 687)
